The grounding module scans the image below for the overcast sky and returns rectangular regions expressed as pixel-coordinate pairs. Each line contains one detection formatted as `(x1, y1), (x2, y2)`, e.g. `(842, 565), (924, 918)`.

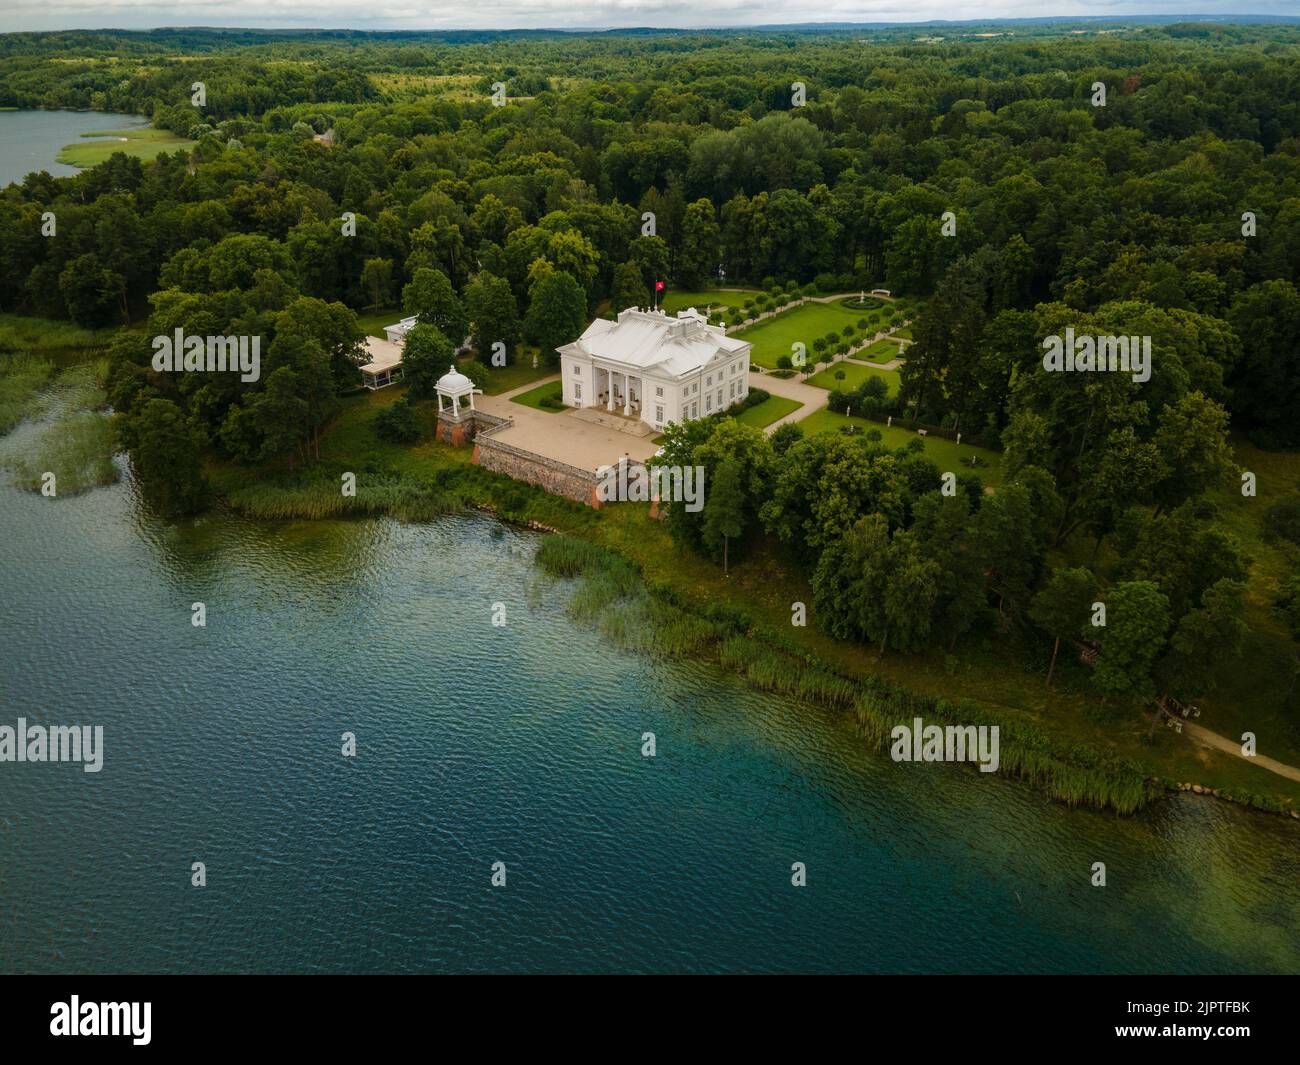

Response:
(1, 1), (1297, 34)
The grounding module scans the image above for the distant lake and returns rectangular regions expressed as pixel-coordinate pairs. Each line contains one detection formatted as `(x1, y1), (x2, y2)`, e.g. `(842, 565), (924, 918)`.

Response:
(0, 110), (149, 187)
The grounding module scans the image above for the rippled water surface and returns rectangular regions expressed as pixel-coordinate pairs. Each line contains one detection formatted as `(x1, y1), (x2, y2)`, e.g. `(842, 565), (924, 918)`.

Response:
(0, 469), (1297, 973)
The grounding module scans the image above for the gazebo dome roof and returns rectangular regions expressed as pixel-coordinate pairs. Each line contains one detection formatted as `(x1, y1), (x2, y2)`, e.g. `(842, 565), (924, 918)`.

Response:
(435, 365), (475, 395)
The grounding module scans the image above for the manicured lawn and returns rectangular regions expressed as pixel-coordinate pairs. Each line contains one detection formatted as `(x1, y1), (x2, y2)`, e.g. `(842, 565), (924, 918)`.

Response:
(805, 360), (901, 396)
(56, 126), (195, 168)
(732, 394), (802, 428)
(661, 288), (762, 316)
(894, 326), (915, 340)
(509, 379), (565, 411)
(733, 300), (870, 368)
(857, 338), (904, 363)
(798, 408), (1004, 483)
(836, 296), (888, 313)
(355, 307), (403, 337)
(479, 355), (554, 395)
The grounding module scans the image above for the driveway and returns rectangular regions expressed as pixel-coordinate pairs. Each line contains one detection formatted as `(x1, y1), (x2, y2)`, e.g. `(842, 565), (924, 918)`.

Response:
(750, 371), (828, 431)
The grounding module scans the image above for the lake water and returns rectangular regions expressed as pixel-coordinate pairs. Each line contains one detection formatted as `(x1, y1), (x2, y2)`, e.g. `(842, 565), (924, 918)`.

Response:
(0, 109), (149, 187)
(0, 437), (1297, 973)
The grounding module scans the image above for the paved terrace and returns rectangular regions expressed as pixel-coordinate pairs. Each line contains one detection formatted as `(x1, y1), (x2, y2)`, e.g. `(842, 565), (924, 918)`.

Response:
(476, 376), (661, 469)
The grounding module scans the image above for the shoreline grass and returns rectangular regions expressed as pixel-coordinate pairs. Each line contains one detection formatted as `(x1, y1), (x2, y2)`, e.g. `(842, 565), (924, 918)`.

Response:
(200, 387), (1300, 821)
(55, 126), (195, 168)
(537, 534), (1155, 814)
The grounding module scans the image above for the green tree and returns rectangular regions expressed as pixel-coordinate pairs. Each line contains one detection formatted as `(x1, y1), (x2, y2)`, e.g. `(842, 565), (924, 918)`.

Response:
(524, 269), (587, 361)
(1029, 566), (1098, 687)
(118, 398), (207, 517)
(610, 260), (647, 312)
(360, 258), (393, 311)
(465, 271), (520, 359)
(702, 459), (745, 573)
(1156, 579), (1247, 701)
(401, 323), (456, 399)
(374, 395), (421, 444)
(1093, 581), (1170, 706)
(678, 199), (720, 289)
(403, 267), (468, 345)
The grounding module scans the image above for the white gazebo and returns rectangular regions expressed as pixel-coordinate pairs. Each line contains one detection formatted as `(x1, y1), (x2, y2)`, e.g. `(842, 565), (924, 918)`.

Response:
(435, 365), (481, 419)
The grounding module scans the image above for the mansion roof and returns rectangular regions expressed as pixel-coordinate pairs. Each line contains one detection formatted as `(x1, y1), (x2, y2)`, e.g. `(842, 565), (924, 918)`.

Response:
(558, 307), (749, 379)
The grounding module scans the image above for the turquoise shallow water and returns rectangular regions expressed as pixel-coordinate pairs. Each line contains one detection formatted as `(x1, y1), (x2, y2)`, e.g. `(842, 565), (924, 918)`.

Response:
(0, 465), (1297, 973)
(0, 110), (149, 187)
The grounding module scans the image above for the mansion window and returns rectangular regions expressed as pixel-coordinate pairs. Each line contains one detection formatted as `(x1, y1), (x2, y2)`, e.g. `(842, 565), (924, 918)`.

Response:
(575, 384), (582, 399)
(655, 386), (663, 397)
(705, 394), (712, 412)
(573, 364), (580, 374)
(655, 405), (664, 423)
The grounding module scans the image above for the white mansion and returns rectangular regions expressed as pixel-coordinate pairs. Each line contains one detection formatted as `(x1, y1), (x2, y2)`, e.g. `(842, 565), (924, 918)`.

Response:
(558, 307), (752, 431)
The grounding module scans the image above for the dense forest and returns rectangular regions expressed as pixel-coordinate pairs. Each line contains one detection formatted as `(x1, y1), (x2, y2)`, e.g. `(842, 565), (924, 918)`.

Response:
(2, 22), (1298, 738)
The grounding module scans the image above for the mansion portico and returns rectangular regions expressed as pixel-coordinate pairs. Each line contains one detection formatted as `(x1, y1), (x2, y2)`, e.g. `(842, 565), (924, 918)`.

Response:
(557, 307), (752, 431)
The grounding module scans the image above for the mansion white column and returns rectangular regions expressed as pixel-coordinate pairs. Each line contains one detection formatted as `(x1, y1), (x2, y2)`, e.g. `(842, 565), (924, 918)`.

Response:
(624, 372), (633, 417)
(607, 367), (615, 411)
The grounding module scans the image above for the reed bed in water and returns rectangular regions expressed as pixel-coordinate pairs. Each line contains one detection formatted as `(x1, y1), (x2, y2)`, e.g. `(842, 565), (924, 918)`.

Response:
(0, 354), (55, 435)
(535, 534), (1156, 814)
(224, 479), (466, 522)
(852, 675), (1153, 814)
(7, 410), (117, 495)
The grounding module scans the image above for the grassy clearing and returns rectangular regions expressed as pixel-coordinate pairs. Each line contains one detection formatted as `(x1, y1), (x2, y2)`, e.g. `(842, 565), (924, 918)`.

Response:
(735, 300), (872, 368)
(798, 408), (1005, 484)
(661, 288), (761, 315)
(56, 126), (194, 168)
(477, 354), (553, 395)
(805, 360), (902, 396)
(733, 394), (801, 428)
(510, 379), (564, 411)
(354, 307), (403, 338)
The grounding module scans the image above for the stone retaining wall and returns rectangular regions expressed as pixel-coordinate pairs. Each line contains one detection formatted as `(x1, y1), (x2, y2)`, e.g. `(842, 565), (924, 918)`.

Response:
(435, 408), (508, 446)
(472, 431), (606, 507)
(439, 408), (649, 509)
